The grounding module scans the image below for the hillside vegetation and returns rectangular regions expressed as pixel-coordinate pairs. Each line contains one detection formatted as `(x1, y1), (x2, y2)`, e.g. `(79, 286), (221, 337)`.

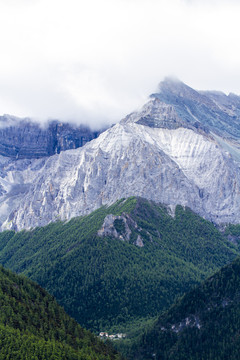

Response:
(0, 197), (238, 333)
(133, 256), (240, 360)
(0, 265), (121, 359)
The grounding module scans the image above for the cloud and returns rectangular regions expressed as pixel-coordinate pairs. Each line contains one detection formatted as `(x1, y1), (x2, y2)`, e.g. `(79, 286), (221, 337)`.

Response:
(0, 0), (240, 128)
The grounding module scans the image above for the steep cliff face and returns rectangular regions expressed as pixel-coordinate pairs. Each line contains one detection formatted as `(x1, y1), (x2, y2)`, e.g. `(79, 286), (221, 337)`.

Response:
(152, 78), (240, 142)
(0, 115), (102, 159)
(0, 79), (240, 231)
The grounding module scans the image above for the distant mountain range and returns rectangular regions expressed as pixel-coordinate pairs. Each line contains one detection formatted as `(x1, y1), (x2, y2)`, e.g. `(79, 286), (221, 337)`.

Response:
(0, 78), (240, 231)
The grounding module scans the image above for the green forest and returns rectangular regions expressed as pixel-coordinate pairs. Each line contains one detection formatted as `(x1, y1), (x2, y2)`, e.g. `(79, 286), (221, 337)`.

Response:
(0, 265), (121, 359)
(133, 256), (240, 360)
(0, 197), (238, 336)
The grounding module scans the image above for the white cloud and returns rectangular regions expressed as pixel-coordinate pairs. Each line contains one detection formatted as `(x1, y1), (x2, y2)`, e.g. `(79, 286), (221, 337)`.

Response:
(0, 0), (240, 128)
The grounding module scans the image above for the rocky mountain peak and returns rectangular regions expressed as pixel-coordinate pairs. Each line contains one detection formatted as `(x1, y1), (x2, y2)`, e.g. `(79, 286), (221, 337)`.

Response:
(154, 78), (217, 108)
(146, 79), (240, 142)
(158, 77), (199, 97)
(0, 81), (240, 231)
(122, 80), (212, 133)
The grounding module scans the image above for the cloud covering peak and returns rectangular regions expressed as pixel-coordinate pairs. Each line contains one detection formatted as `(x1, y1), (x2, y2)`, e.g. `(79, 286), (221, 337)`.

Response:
(0, 0), (240, 128)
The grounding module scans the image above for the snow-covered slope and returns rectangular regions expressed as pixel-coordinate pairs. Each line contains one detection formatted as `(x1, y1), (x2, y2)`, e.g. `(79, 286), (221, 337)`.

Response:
(1, 79), (240, 230)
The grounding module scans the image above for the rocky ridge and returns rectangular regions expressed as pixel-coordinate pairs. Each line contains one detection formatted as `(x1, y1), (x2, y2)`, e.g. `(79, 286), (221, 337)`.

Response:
(0, 79), (240, 231)
(0, 115), (103, 159)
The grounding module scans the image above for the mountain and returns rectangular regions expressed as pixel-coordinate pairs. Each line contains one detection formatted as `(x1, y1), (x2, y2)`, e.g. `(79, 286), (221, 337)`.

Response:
(0, 197), (238, 333)
(0, 79), (240, 231)
(0, 265), (121, 359)
(0, 115), (103, 159)
(151, 78), (240, 144)
(133, 256), (240, 360)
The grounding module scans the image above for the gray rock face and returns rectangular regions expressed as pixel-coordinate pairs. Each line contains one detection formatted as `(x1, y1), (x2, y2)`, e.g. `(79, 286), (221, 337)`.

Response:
(0, 115), (103, 159)
(151, 78), (240, 142)
(0, 79), (240, 231)
(97, 213), (145, 246)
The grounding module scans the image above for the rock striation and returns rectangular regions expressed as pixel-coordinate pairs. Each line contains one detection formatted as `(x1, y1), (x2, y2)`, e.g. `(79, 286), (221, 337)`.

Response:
(0, 79), (240, 231)
(0, 115), (102, 159)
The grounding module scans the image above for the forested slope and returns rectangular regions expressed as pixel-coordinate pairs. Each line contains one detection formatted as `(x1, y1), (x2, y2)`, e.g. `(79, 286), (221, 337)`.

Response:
(0, 266), (121, 359)
(0, 197), (238, 333)
(133, 256), (240, 360)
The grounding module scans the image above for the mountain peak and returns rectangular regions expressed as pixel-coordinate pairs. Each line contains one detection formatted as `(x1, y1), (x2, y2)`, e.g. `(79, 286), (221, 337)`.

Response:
(159, 76), (183, 86)
(155, 77), (203, 101)
(1, 80), (240, 230)
(159, 76), (185, 88)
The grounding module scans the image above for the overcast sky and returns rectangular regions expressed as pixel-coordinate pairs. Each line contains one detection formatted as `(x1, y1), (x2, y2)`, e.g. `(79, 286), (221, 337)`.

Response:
(0, 0), (240, 128)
